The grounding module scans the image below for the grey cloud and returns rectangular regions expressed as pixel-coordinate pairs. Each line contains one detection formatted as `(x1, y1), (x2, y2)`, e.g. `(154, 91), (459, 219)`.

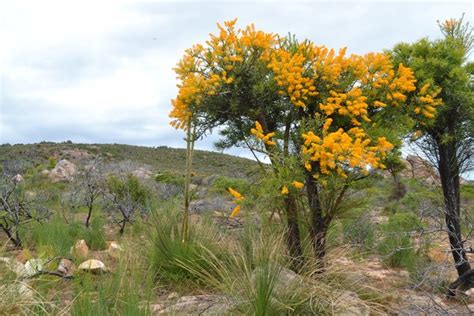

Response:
(2, 1), (472, 161)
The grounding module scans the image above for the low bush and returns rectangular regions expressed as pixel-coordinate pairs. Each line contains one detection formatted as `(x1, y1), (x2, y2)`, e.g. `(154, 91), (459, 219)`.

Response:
(377, 212), (423, 268)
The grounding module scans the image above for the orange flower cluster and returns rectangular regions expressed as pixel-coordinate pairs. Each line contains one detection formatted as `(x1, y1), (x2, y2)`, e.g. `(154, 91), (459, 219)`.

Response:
(228, 187), (245, 218)
(280, 181), (304, 195)
(251, 121), (276, 146)
(301, 127), (394, 177)
(266, 45), (317, 108)
(170, 19), (277, 129)
(414, 83), (442, 119)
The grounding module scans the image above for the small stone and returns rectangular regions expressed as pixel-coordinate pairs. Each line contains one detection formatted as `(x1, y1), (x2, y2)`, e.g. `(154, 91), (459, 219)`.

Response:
(57, 259), (74, 276)
(107, 241), (122, 258)
(150, 303), (164, 313)
(78, 259), (107, 274)
(466, 288), (474, 297)
(23, 259), (44, 277)
(11, 174), (24, 184)
(71, 239), (89, 258)
(167, 292), (179, 300)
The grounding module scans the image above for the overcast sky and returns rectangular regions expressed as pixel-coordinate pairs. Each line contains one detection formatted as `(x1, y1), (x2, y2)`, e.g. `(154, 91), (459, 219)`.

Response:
(0, 1), (472, 160)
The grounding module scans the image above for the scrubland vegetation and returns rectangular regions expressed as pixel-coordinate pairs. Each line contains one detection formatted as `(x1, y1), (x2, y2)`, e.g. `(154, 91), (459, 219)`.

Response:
(1, 15), (473, 316)
(0, 142), (472, 315)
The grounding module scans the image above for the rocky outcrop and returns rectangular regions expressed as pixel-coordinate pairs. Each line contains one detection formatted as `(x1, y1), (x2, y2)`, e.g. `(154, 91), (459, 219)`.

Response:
(334, 291), (370, 316)
(60, 148), (92, 161)
(132, 167), (153, 180)
(190, 197), (234, 214)
(45, 159), (76, 182)
(404, 155), (439, 185)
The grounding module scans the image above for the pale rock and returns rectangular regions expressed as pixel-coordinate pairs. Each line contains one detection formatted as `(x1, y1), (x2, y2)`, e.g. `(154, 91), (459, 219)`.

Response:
(251, 266), (304, 295)
(78, 259), (107, 274)
(405, 155), (439, 184)
(465, 288), (474, 298)
(166, 292), (179, 300)
(48, 159), (76, 182)
(11, 174), (24, 184)
(132, 167), (152, 180)
(159, 295), (234, 315)
(0, 257), (26, 276)
(71, 239), (89, 258)
(23, 259), (44, 277)
(150, 303), (164, 313)
(190, 197), (233, 214)
(334, 291), (369, 316)
(57, 259), (74, 276)
(60, 148), (91, 160)
(107, 241), (122, 258)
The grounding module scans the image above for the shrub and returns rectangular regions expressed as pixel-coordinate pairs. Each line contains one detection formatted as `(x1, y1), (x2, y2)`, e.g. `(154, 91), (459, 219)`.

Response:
(211, 176), (250, 195)
(105, 174), (152, 235)
(377, 212), (423, 268)
(47, 157), (57, 170)
(154, 172), (184, 187)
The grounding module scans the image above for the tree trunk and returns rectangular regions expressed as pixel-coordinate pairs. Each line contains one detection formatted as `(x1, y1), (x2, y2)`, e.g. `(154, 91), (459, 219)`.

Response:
(306, 173), (327, 270)
(438, 143), (471, 277)
(119, 220), (126, 236)
(391, 172), (406, 201)
(1, 225), (21, 249)
(85, 203), (93, 228)
(284, 195), (304, 272)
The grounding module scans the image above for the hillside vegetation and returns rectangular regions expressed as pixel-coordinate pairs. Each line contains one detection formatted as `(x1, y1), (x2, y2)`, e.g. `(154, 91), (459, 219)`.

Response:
(0, 142), (259, 180)
(0, 142), (473, 315)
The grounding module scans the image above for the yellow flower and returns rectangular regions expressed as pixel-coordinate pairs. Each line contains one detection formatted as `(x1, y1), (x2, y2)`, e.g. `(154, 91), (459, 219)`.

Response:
(291, 181), (304, 189)
(281, 186), (289, 195)
(229, 205), (241, 218)
(228, 187), (244, 200)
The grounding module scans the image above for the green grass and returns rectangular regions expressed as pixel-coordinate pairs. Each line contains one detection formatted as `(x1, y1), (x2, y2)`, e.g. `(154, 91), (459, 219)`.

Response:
(26, 215), (106, 257)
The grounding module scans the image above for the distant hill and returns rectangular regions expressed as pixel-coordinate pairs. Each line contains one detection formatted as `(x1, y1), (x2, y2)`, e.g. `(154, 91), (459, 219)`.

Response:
(0, 142), (260, 179)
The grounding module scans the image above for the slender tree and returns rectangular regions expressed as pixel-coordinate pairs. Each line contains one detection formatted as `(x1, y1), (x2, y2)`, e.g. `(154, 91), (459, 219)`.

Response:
(391, 16), (473, 292)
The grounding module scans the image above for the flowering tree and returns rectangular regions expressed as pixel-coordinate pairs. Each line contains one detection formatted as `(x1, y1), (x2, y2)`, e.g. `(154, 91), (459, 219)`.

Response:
(170, 19), (439, 269)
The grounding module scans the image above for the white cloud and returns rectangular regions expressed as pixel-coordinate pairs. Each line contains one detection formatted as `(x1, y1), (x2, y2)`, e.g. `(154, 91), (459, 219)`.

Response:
(0, 0), (472, 167)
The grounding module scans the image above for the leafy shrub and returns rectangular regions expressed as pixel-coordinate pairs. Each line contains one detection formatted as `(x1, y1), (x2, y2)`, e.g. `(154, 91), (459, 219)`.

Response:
(47, 157), (57, 170)
(154, 172), (184, 187)
(106, 174), (152, 234)
(377, 212), (423, 268)
(211, 176), (250, 195)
